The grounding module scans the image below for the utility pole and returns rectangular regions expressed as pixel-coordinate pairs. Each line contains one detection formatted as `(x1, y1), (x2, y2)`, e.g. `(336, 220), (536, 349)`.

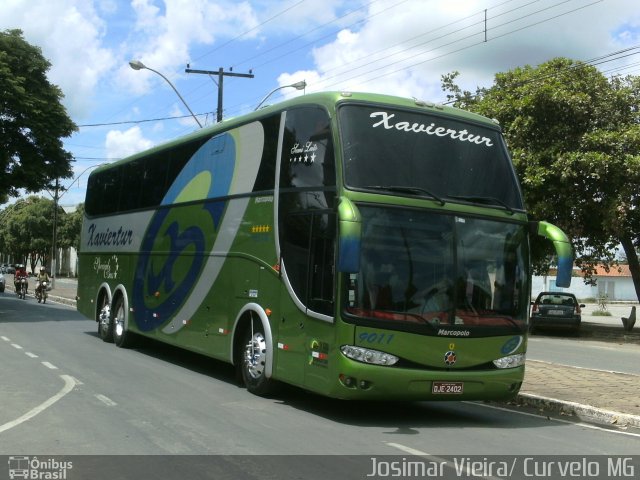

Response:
(51, 178), (60, 289)
(185, 66), (254, 122)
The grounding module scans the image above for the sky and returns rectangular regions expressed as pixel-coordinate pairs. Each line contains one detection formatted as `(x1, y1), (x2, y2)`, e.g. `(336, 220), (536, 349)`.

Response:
(1, 0), (639, 207)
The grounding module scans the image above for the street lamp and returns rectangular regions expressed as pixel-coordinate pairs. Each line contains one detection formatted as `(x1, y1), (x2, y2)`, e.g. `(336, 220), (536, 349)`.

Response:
(254, 80), (307, 111)
(129, 60), (203, 128)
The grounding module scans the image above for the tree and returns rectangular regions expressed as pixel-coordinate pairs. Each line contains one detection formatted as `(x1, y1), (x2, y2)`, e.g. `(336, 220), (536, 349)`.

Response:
(442, 58), (640, 301)
(0, 29), (76, 204)
(0, 196), (66, 272)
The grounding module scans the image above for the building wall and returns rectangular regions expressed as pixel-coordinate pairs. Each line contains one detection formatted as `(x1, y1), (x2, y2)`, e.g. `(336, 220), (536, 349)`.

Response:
(56, 246), (78, 277)
(532, 275), (637, 301)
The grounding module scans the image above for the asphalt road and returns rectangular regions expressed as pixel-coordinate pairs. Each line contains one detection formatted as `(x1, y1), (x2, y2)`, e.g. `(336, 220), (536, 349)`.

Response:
(527, 336), (640, 375)
(1, 292), (639, 478)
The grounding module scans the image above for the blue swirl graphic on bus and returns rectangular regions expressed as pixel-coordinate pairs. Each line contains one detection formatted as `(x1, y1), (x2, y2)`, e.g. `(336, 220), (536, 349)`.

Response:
(500, 335), (522, 355)
(133, 133), (235, 331)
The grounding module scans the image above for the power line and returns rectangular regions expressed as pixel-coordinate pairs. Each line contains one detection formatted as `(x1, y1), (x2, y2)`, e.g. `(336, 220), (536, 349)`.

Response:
(440, 45), (640, 105)
(201, 0), (412, 117)
(221, 0), (601, 117)
(306, 0), (525, 87)
(191, 0), (307, 63)
(78, 0), (622, 128)
(77, 111), (214, 128)
(216, 0), (535, 116)
(243, 0), (412, 72)
(316, 0), (603, 92)
(231, 0), (387, 70)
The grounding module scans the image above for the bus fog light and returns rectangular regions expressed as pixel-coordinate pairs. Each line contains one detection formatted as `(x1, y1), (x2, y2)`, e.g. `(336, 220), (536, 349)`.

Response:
(359, 380), (372, 390)
(493, 353), (525, 369)
(341, 345), (399, 366)
(339, 374), (357, 388)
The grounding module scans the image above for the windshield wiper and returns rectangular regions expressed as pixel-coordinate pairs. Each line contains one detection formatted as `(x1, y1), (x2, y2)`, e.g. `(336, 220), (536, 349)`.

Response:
(448, 195), (515, 215)
(364, 185), (445, 206)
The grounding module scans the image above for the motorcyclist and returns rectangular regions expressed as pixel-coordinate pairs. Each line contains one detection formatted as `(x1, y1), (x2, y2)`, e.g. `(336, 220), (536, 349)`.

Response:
(14, 264), (28, 294)
(35, 267), (50, 296)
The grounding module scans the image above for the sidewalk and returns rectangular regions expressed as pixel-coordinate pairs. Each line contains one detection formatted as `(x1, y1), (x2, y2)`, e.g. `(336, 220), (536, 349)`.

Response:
(518, 360), (640, 428)
(5, 276), (640, 428)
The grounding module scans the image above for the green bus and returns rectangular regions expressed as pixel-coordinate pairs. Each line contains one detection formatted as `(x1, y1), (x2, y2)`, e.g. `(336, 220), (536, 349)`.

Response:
(77, 91), (572, 401)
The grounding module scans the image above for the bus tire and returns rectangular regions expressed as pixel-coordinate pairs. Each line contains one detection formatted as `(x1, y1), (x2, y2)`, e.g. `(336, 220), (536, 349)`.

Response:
(239, 318), (276, 396)
(113, 295), (135, 348)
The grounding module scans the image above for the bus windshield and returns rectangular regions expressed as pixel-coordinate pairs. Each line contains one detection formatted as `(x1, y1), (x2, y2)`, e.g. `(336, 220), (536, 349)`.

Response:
(345, 206), (529, 336)
(339, 104), (524, 211)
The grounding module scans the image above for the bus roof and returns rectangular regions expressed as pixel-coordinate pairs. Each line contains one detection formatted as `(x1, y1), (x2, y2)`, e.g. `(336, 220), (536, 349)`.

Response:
(93, 91), (499, 174)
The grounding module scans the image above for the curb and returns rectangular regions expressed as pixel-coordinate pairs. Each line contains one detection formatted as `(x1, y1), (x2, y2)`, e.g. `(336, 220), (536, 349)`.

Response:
(513, 392), (640, 428)
(46, 294), (77, 308)
(4, 285), (76, 308)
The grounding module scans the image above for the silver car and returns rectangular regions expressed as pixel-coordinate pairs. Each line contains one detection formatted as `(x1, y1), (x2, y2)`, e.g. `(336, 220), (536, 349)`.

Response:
(0, 273), (6, 293)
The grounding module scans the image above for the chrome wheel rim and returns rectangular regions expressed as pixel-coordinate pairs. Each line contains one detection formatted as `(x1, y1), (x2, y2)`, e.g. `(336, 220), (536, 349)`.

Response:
(99, 304), (110, 333)
(244, 331), (267, 380)
(114, 304), (125, 337)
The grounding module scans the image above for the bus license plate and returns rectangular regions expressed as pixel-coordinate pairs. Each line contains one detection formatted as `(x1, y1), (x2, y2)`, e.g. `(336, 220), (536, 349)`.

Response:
(432, 381), (464, 394)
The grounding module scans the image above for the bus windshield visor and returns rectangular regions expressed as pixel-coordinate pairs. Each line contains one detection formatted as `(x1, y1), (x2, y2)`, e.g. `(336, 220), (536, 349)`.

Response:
(339, 105), (523, 210)
(344, 206), (529, 335)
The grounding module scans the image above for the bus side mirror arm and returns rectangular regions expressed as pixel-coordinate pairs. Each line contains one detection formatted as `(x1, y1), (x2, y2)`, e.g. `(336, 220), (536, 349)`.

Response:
(530, 220), (573, 288)
(337, 197), (362, 273)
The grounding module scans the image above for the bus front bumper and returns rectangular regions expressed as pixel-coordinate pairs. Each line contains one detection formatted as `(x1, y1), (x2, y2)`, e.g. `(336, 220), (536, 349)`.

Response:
(325, 356), (525, 401)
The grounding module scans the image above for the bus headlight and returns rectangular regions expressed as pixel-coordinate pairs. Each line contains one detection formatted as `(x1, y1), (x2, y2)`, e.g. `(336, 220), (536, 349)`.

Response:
(493, 353), (525, 369)
(341, 345), (399, 366)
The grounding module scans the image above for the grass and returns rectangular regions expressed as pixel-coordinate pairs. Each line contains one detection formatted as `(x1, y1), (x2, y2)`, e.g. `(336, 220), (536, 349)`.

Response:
(592, 310), (612, 317)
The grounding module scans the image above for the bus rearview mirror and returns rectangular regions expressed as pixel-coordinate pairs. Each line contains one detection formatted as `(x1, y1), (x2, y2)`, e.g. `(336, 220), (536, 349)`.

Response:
(530, 220), (573, 288)
(337, 197), (362, 273)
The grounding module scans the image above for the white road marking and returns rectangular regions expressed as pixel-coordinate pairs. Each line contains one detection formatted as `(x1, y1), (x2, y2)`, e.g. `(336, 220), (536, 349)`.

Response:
(25, 352), (38, 358)
(11, 343), (23, 350)
(0, 375), (76, 433)
(95, 394), (117, 407)
(41, 362), (58, 370)
(385, 442), (431, 456)
(468, 401), (640, 438)
(1, 336), (10, 341)
(385, 442), (509, 480)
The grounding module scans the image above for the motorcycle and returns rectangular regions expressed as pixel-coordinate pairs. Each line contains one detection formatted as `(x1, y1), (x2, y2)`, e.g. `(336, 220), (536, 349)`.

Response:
(36, 280), (48, 304)
(15, 277), (27, 300)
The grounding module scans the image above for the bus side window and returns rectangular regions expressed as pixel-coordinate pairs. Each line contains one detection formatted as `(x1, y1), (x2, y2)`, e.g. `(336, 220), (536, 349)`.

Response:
(279, 106), (335, 190)
(119, 161), (142, 212)
(279, 106), (337, 317)
(281, 210), (335, 317)
(139, 156), (168, 208)
(308, 213), (336, 316)
(88, 167), (121, 216)
(253, 114), (281, 192)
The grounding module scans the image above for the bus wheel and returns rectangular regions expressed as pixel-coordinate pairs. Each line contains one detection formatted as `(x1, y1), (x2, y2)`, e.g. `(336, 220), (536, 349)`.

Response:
(98, 303), (114, 343)
(113, 295), (135, 348)
(240, 319), (275, 396)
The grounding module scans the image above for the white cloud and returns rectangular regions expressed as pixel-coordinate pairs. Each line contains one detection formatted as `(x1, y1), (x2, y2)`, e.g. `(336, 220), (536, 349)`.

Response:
(117, 0), (261, 95)
(105, 126), (154, 160)
(280, 0), (640, 103)
(257, 0), (363, 35)
(0, 0), (116, 119)
(169, 103), (204, 128)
